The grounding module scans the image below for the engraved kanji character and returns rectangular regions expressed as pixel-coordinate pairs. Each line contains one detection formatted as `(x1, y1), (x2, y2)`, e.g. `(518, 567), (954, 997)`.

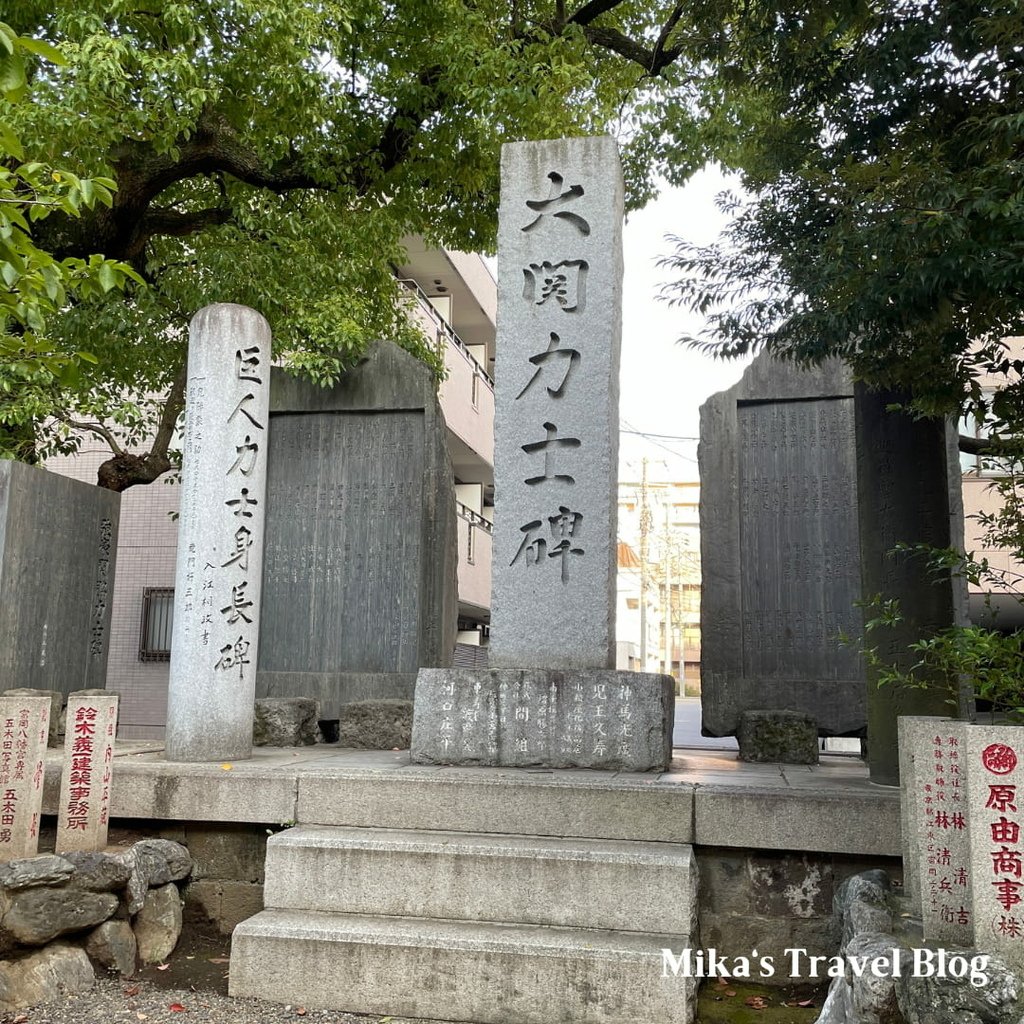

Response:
(228, 393), (264, 431)
(227, 435), (259, 477)
(988, 785), (1018, 812)
(215, 637), (251, 679)
(222, 526), (254, 570)
(992, 817), (1021, 844)
(220, 581), (254, 625)
(516, 332), (581, 400)
(522, 421), (580, 485)
(522, 260), (587, 312)
(236, 346), (262, 384)
(994, 878), (1024, 910)
(511, 519), (546, 567)
(998, 915), (1024, 937)
(993, 846), (1023, 878)
(521, 172), (590, 236)
(226, 487), (258, 518)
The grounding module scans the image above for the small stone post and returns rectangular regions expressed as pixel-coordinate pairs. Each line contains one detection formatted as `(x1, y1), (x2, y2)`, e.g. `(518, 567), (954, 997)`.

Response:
(166, 304), (271, 762)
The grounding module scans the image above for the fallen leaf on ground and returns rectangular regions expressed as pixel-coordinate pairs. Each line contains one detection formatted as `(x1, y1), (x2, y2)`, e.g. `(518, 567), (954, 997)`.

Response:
(798, 999), (815, 1007)
(156, 963), (171, 971)
(296, 1009), (307, 1016)
(136, 1014), (148, 1021)
(744, 995), (768, 1009)
(207, 957), (230, 964)
(220, 763), (233, 771)
(123, 985), (141, 996)
(716, 977), (729, 988)
(724, 988), (737, 997)
(169, 1003), (186, 1012)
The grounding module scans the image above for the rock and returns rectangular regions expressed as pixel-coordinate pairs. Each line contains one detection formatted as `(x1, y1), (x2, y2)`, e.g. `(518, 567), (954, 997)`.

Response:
(1, 688), (62, 746)
(737, 709), (819, 765)
(339, 699), (413, 750)
(2, 887), (118, 945)
(847, 933), (904, 1024)
(113, 839), (190, 914)
(133, 883), (182, 965)
(63, 851), (131, 893)
(0, 854), (75, 891)
(816, 973), (854, 1024)
(132, 840), (192, 882)
(896, 951), (1018, 1024)
(253, 698), (320, 746)
(0, 942), (94, 1011)
(835, 873), (893, 952)
(844, 900), (894, 952)
(85, 919), (136, 976)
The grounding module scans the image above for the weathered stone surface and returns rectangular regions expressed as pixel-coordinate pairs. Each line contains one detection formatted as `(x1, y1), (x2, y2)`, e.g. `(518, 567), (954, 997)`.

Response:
(897, 717), (972, 944)
(338, 699), (412, 750)
(835, 873), (893, 952)
(178, 826), (265, 883)
(63, 851), (131, 893)
(55, 694), (119, 854)
(58, 689), (113, 739)
(2, 887), (118, 944)
(253, 698), (320, 747)
(0, 461), (119, 702)
(256, 341), (458, 717)
(0, 942), (94, 1011)
(184, 878), (264, 934)
(737, 710), (819, 765)
(699, 354), (865, 738)
(411, 668), (673, 771)
(113, 840), (191, 914)
(855, 385), (970, 784)
(489, 137), (623, 671)
(831, 932), (904, 1024)
(85, 919), (136, 976)
(1, 689), (62, 746)
(0, 854), (75, 891)
(165, 303), (271, 763)
(134, 883), (182, 965)
(0, 696), (51, 862)
(895, 951), (1018, 1024)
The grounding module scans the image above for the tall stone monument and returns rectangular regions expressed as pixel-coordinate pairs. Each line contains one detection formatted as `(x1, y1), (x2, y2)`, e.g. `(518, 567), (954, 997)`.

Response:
(0, 462), (119, 696)
(256, 342), (458, 716)
(411, 136), (674, 772)
(855, 385), (970, 785)
(0, 695), (50, 863)
(165, 304), (272, 762)
(699, 354), (867, 742)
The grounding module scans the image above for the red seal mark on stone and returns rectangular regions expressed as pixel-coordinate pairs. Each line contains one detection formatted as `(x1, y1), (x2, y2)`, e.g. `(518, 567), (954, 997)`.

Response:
(983, 744), (1018, 776)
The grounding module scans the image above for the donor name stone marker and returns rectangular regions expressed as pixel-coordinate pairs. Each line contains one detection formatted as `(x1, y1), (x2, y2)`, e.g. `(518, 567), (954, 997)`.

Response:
(55, 694), (118, 854)
(488, 136), (622, 670)
(166, 304), (272, 762)
(0, 696), (50, 862)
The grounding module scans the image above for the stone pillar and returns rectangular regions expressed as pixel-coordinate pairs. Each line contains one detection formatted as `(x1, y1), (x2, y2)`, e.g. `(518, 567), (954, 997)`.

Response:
(0, 696), (50, 862)
(854, 385), (971, 785)
(166, 304), (271, 762)
(489, 136), (622, 670)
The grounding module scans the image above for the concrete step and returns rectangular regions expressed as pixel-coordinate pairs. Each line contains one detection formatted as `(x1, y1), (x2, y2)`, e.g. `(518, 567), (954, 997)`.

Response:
(230, 909), (695, 1024)
(264, 825), (697, 934)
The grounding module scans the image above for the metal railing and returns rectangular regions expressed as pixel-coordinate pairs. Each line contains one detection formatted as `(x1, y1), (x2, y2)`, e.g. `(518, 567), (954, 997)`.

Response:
(396, 278), (494, 389)
(456, 502), (493, 534)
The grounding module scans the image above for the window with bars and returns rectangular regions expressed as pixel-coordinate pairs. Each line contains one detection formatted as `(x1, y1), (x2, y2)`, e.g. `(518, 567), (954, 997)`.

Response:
(139, 587), (174, 662)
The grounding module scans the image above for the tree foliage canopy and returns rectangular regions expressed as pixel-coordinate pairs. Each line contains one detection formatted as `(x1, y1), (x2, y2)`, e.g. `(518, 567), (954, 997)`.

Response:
(1, 0), (703, 486)
(659, 0), (1024, 424)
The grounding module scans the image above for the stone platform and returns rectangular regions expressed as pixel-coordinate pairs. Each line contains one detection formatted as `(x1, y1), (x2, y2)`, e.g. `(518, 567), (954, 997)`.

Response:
(40, 741), (901, 857)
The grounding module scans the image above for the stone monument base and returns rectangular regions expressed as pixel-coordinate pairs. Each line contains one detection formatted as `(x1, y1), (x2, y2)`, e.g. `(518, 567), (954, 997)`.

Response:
(257, 671), (416, 721)
(410, 668), (674, 772)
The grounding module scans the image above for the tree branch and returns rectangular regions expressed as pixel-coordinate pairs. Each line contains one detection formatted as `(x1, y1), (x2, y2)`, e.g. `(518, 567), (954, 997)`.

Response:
(568, 0), (624, 27)
(56, 414), (125, 456)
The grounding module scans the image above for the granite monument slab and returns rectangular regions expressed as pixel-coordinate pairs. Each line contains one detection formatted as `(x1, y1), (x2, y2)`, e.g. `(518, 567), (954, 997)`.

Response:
(0, 462), (118, 696)
(0, 696), (50, 863)
(487, 136), (622, 670)
(699, 353), (865, 740)
(256, 340), (458, 717)
(165, 303), (272, 762)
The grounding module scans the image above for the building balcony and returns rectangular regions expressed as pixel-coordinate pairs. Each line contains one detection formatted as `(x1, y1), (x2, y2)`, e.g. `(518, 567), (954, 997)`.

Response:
(456, 501), (492, 615)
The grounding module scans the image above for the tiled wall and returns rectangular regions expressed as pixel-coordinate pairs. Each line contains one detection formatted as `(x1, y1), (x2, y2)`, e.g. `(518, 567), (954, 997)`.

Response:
(47, 449), (177, 738)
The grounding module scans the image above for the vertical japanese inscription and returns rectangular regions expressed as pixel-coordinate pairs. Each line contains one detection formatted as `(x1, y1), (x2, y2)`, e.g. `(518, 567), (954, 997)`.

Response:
(166, 305), (272, 762)
(0, 696), (49, 863)
(489, 137), (623, 670)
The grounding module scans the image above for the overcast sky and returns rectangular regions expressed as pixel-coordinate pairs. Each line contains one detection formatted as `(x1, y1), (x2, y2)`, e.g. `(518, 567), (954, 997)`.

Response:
(618, 165), (752, 480)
